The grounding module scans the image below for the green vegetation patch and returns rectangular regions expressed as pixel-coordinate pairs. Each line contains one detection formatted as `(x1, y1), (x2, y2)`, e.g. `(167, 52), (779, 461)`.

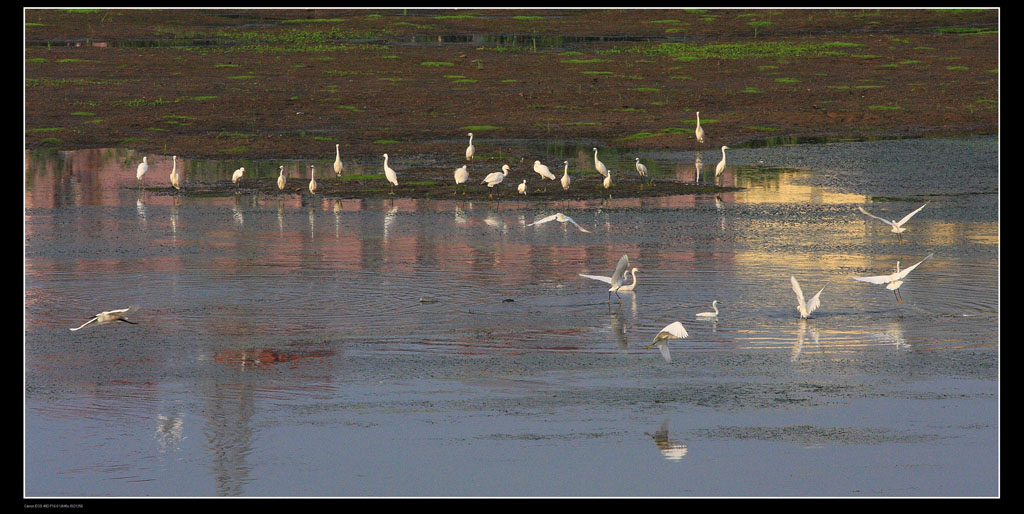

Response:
(616, 40), (862, 61)
(373, 139), (400, 144)
(868, 105), (901, 110)
(421, 61), (454, 67)
(70, 111), (95, 116)
(561, 58), (610, 64)
(460, 125), (502, 132)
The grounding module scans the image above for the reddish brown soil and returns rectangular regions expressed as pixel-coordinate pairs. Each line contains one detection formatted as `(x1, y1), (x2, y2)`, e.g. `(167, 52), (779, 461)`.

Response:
(25, 8), (998, 199)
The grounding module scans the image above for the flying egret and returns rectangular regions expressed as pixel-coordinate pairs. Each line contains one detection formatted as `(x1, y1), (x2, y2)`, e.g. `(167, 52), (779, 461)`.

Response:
(853, 253), (933, 305)
(465, 132), (475, 161)
(527, 212), (591, 233)
(533, 160), (556, 180)
(593, 147), (609, 178)
(383, 153), (399, 195)
(308, 165), (318, 194)
(617, 267), (639, 293)
(170, 155), (181, 190)
(579, 254), (631, 302)
(277, 165), (287, 190)
(634, 157), (648, 181)
(518, 179), (527, 195)
(857, 202), (929, 245)
(715, 145), (729, 178)
(231, 167), (245, 187)
(334, 144), (344, 176)
(695, 111), (705, 144)
(136, 156), (148, 187)
(69, 306), (138, 331)
(696, 300), (720, 319)
(791, 276), (829, 319)
(646, 321), (688, 363)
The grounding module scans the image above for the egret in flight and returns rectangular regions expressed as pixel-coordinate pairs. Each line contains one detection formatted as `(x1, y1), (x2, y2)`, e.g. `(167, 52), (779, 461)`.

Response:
(857, 202), (929, 245)
(383, 153), (398, 195)
(334, 144), (344, 176)
(69, 306), (138, 331)
(695, 112), (705, 144)
(465, 132), (475, 161)
(277, 165), (287, 190)
(715, 145), (729, 178)
(170, 155), (181, 190)
(646, 321), (688, 363)
(696, 300), (720, 319)
(579, 254), (631, 302)
(791, 276), (829, 319)
(853, 253), (933, 305)
(593, 147), (609, 178)
(231, 167), (245, 187)
(527, 212), (591, 233)
(136, 156), (148, 187)
(309, 165), (318, 194)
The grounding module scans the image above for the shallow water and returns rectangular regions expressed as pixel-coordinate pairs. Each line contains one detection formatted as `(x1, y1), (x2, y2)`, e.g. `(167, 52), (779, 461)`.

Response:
(24, 136), (998, 497)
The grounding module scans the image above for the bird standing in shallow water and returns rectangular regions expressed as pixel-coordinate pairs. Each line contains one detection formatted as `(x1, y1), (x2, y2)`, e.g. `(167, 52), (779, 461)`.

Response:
(791, 276), (828, 319)
(518, 179), (527, 195)
(170, 155), (181, 190)
(383, 153), (399, 195)
(465, 132), (475, 161)
(136, 156), (148, 187)
(231, 167), (245, 188)
(634, 157), (648, 182)
(695, 111), (705, 144)
(593, 147), (609, 178)
(696, 300), (720, 319)
(454, 164), (469, 195)
(277, 165), (287, 190)
(579, 254), (631, 302)
(334, 144), (344, 176)
(309, 165), (318, 195)
(715, 145), (729, 179)
(481, 164), (510, 199)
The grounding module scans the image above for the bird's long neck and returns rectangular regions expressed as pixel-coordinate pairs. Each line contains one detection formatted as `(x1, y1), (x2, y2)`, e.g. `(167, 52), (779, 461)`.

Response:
(336, 145), (340, 158)
(468, 134), (473, 144)
(712, 302), (718, 314)
(697, 112), (701, 123)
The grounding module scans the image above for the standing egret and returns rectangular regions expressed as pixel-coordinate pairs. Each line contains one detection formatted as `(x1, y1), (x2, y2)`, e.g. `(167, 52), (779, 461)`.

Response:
(334, 144), (344, 176)
(634, 157), (648, 181)
(453, 164), (469, 195)
(383, 153), (399, 195)
(715, 145), (729, 178)
(695, 111), (705, 144)
(169, 155), (181, 190)
(593, 147), (609, 178)
(136, 156), (148, 187)
(853, 253), (934, 305)
(646, 321), (688, 363)
(277, 165), (287, 190)
(69, 306), (138, 331)
(533, 160), (556, 181)
(482, 164), (510, 199)
(857, 202), (929, 245)
(308, 165), (318, 195)
(560, 160), (571, 190)
(518, 179), (527, 195)
(579, 254), (631, 302)
(465, 132), (475, 161)
(791, 276), (829, 319)
(696, 300), (720, 319)
(617, 267), (639, 293)
(527, 212), (591, 233)
(231, 167), (245, 187)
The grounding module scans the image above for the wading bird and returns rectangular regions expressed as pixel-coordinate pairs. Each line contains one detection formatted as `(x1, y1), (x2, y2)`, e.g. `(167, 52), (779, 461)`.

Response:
(309, 165), (318, 194)
(231, 167), (245, 187)
(646, 321), (688, 363)
(383, 153), (399, 195)
(715, 145), (729, 178)
(696, 300), (720, 319)
(579, 254), (631, 302)
(334, 144), (344, 176)
(518, 179), (527, 195)
(69, 306), (138, 331)
(465, 132), (475, 161)
(482, 164), (510, 199)
(560, 160), (571, 192)
(277, 165), (287, 190)
(695, 111), (705, 144)
(170, 155), (181, 190)
(593, 147), (609, 178)
(136, 156), (148, 187)
(533, 160), (556, 181)
(857, 202), (929, 245)
(791, 276), (829, 319)
(527, 212), (591, 233)
(634, 157), (648, 181)
(853, 253), (934, 305)
(617, 267), (639, 293)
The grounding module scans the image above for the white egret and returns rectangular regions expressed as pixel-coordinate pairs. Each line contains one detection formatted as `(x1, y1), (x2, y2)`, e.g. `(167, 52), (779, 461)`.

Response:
(136, 156), (148, 186)
(533, 160), (556, 180)
(482, 164), (510, 199)
(518, 179), (527, 195)
(560, 160), (571, 191)
(791, 276), (829, 319)
(593, 147), (609, 178)
(465, 132), (475, 161)
(169, 155), (181, 190)
(308, 165), (318, 195)
(453, 164), (469, 195)
(383, 153), (398, 195)
(603, 169), (612, 190)
(617, 267), (639, 292)
(695, 111), (705, 144)
(645, 321), (688, 363)
(579, 254), (631, 302)
(696, 300), (720, 319)
(853, 253), (933, 305)
(231, 167), (245, 186)
(69, 306), (138, 331)
(857, 202), (929, 245)
(634, 157), (648, 180)
(527, 212), (591, 233)
(277, 165), (287, 190)
(334, 143), (344, 176)
(715, 145), (729, 178)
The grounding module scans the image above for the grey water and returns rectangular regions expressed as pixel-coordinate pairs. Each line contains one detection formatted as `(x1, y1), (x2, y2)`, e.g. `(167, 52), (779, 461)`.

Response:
(24, 136), (998, 497)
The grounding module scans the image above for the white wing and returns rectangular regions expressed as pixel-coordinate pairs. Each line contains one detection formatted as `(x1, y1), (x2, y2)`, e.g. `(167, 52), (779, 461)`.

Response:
(805, 282), (829, 315)
(579, 273), (613, 284)
(657, 321), (688, 340)
(657, 342), (672, 363)
(895, 202), (928, 227)
(790, 276), (807, 308)
(853, 274), (894, 285)
(527, 214), (558, 227)
(610, 254), (630, 287)
(69, 316), (98, 332)
(894, 253), (934, 281)
(563, 216), (591, 233)
(857, 206), (898, 228)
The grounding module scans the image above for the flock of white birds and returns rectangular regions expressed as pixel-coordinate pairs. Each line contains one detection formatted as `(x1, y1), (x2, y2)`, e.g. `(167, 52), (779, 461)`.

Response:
(111, 112), (937, 363)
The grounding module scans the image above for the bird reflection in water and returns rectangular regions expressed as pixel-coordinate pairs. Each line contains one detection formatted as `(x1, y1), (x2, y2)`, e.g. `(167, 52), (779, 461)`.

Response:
(649, 419), (688, 461)
(155, 413), (186, 453)
(791, 318), (820, 362)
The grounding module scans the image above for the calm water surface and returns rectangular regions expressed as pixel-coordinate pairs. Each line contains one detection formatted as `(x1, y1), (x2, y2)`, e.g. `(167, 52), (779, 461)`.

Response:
(24, 137), (999, 497)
